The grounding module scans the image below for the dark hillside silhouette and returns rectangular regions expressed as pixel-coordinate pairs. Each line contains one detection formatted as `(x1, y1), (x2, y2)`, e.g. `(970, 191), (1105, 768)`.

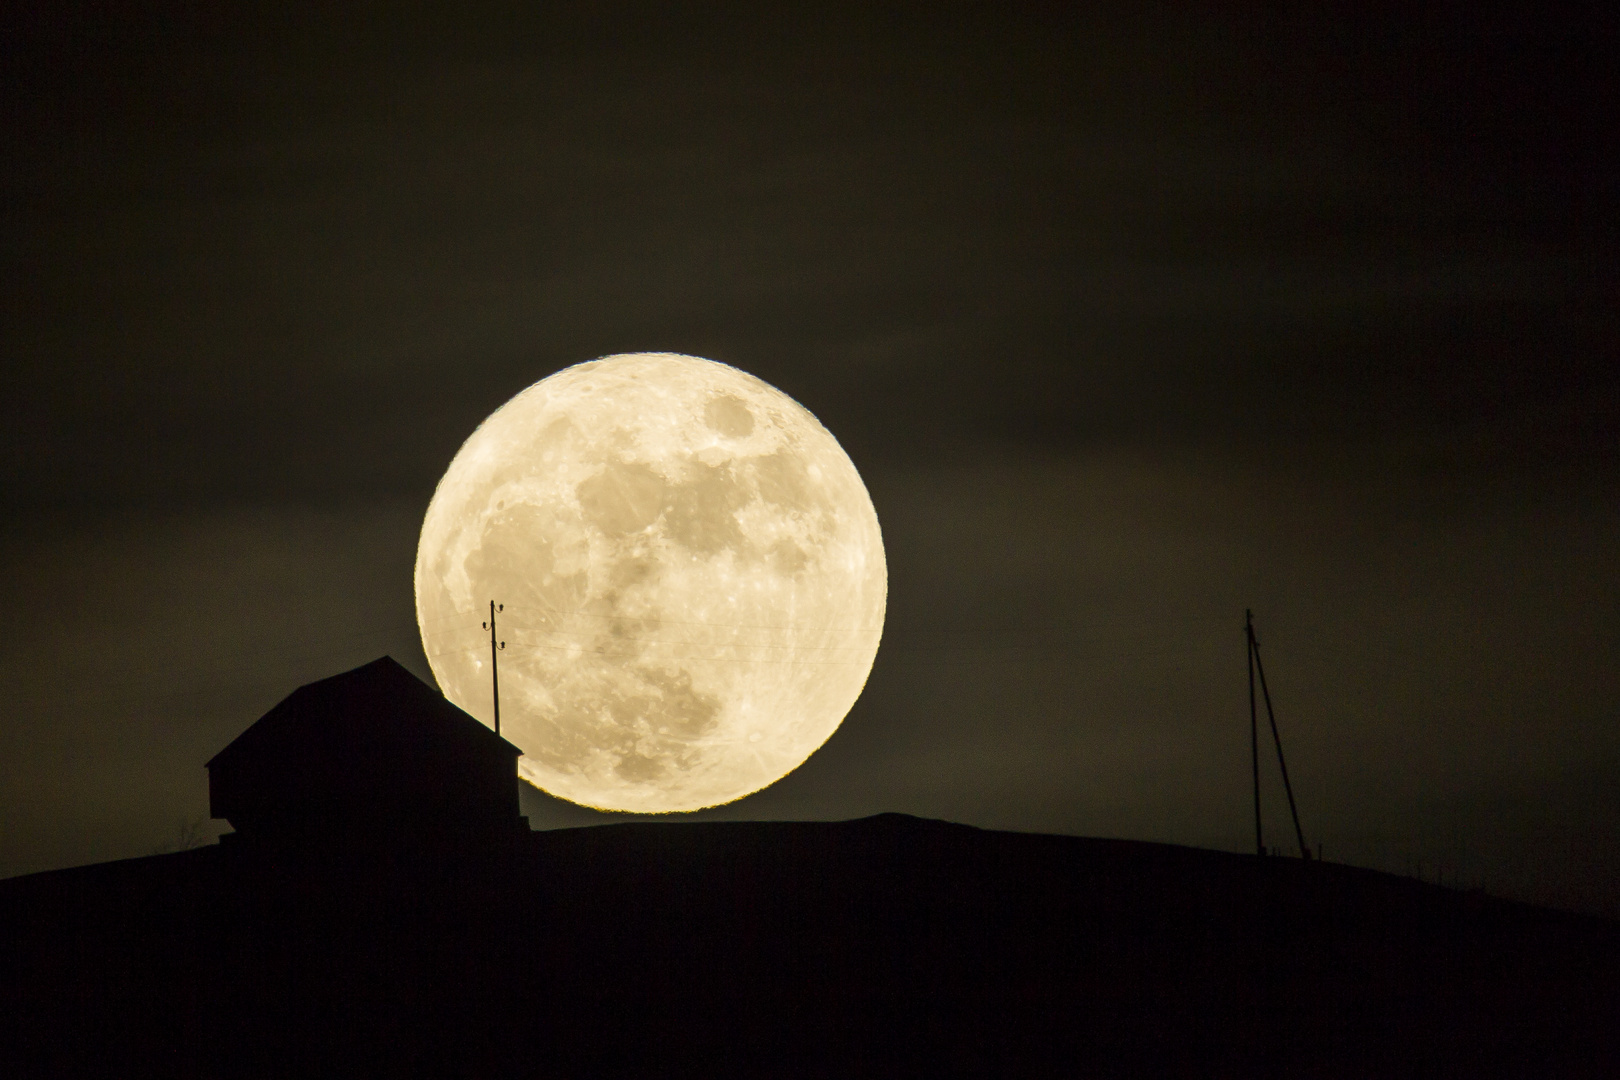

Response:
(5, 817), (1618, 1077)
(2, 660), (1617, 1077)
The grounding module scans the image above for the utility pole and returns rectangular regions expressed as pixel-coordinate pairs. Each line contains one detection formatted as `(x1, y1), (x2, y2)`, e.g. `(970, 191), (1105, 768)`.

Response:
(483, 601), (505, 736)
(1246, 610), (1311, 860)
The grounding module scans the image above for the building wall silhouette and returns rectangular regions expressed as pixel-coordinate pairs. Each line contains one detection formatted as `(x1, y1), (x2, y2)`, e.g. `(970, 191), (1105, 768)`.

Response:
(207, 656), (525, 846)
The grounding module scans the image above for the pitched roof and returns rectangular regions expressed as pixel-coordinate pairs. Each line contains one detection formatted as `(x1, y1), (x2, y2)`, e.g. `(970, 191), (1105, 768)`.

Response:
(207, 656), (519, 768)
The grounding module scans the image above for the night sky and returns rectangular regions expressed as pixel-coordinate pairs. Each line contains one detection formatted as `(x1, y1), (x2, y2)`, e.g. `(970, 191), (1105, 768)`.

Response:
(4, 2), (1616, 916)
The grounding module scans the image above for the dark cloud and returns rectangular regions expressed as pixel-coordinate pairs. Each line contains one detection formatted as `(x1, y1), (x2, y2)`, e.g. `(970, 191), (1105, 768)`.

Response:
(2, 2), (1616, 913)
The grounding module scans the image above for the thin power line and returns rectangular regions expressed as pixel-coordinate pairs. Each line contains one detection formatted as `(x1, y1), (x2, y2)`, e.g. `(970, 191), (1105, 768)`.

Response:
(502, 628), (874, 652)
(418, 602), (881, 635)
(471, 636), (871, 666)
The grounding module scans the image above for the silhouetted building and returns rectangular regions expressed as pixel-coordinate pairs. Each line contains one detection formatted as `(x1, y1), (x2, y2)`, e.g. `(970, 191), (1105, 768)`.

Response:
(208, 656), (525, 848)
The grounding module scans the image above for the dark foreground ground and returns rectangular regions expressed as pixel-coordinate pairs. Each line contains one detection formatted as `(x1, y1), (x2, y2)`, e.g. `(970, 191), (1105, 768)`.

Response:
(3, 814), (1617, 1078)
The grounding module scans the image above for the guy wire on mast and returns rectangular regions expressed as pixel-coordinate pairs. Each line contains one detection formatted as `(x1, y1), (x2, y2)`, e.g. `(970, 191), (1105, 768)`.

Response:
(1246, 609), (1311, 860)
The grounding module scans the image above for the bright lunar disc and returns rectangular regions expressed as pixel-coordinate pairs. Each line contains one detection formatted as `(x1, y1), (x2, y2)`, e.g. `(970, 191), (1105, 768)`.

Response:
(415, 353), (886, 812)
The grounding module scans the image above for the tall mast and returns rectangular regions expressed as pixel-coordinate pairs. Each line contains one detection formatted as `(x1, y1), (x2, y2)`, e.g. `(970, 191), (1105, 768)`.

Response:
(1247, 610), (1263, 855)
(1247, 610), (1310, 860)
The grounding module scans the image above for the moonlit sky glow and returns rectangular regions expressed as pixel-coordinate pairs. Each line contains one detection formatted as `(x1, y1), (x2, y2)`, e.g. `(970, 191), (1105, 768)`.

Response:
(2, 3), (1616, 917)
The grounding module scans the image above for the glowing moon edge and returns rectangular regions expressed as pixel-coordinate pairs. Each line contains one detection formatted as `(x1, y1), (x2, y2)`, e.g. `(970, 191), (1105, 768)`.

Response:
(414, 352), (886, 813)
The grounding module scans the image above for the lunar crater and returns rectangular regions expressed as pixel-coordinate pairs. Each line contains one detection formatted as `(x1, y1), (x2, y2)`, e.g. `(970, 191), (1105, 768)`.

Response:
(704, 393), (756, 437)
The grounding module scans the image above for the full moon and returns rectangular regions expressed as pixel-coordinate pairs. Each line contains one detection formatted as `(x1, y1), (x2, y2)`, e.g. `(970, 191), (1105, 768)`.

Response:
(415, 353), (886, 812)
